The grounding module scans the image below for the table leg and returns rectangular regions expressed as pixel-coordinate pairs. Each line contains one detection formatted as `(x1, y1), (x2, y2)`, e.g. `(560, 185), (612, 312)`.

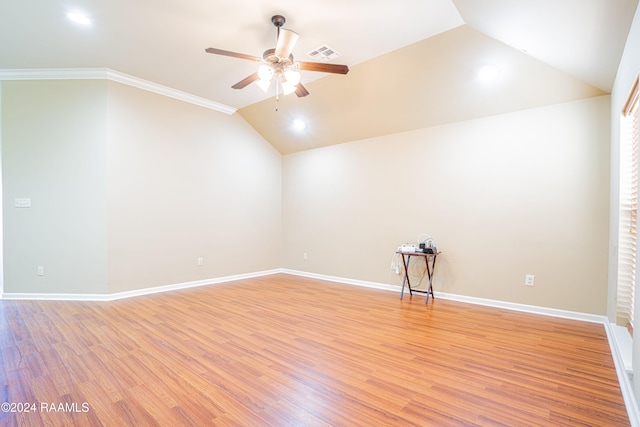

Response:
(424, 254), (437, 304)
(399, 254), (412, 300)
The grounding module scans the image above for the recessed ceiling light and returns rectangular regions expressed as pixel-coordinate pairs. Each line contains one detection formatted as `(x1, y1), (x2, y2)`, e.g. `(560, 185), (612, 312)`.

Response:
(292, 119), (306, 131)
(478, 65), (500, 83)
(67, 12), (92, 26)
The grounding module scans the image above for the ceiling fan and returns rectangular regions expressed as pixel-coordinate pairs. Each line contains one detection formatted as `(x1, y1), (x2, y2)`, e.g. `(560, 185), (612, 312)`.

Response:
(205, 15), (349, 101)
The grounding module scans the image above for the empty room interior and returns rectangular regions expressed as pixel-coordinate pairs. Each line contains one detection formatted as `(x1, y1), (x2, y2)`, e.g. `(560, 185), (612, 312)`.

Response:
(2, 0), (640, 425)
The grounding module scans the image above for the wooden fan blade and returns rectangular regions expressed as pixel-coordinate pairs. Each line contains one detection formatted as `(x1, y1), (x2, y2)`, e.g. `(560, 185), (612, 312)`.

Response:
(231, 72), (260, 89)
(275, 29), (299, 58)
(298, 62), (349, 75)
(295, 83), (309, 97)
(205, 48), (261, 62)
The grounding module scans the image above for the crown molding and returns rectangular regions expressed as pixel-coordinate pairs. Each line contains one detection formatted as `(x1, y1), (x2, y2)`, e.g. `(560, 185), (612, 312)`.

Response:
(0, 68), (237, 115)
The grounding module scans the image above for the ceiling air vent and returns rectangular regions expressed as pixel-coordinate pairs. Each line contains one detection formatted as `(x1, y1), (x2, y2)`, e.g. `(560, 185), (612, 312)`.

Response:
(306, 45), (340, 62)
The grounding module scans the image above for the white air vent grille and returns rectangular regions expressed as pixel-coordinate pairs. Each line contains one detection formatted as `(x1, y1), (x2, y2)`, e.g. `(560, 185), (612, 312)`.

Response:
(306, 45), (340, 61)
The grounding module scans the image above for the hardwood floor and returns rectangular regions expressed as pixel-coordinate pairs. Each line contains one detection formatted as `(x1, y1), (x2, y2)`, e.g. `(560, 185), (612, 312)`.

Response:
(0, 273), (630, 426)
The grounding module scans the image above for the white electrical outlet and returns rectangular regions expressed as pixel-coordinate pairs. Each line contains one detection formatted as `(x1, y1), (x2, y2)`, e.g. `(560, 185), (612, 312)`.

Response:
(525, 274), (535, 286)
(197, 257), (203, 266)
(303, 252), (308, 260)
(37, 266), (44, 276)
(390, 262), (401, 274)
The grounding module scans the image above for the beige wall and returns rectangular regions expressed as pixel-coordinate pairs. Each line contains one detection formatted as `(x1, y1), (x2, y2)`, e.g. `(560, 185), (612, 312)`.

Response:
(1, 80), (109, 294)
(105, 82), (282, 293)
(283, 95), (610, 315)
(1, 79), (282, 295)
(0, 78), (612, 315)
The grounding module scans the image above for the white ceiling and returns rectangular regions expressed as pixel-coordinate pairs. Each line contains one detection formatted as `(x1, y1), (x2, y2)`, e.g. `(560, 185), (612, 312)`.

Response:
(0, 0), (638, 152)
(0, 0), (464, 109)
(454, 0), (637, 93)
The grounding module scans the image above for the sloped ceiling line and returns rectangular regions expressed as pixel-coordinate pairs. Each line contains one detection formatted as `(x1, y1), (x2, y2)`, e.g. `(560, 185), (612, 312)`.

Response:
(0, 0), (636, 153)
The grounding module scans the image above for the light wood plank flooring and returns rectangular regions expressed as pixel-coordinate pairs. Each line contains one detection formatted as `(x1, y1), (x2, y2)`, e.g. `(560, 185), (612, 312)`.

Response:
(0, 274), (630, 426)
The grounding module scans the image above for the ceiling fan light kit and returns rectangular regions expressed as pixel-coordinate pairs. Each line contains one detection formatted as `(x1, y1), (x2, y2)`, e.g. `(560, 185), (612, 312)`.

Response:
(206, 14), (349, 110)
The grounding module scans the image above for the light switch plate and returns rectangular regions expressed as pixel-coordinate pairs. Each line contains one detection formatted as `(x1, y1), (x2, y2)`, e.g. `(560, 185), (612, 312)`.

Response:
(15, 198), (32, 208)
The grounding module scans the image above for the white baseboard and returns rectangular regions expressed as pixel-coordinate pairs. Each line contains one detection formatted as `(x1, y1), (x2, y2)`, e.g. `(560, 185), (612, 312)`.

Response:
(0, 268), (610, 324)
(3, 267), (613, 323)
(2, 269), (283, 301)
(435, 291), (608, 324)
(283, 268), (608, 323)
(281, 268), (399, 292)
(605, 322), (640, 426)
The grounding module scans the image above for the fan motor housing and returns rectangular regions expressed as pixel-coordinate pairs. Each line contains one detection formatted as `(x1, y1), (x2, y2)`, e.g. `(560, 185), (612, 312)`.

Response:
(263, 48), (294, 66)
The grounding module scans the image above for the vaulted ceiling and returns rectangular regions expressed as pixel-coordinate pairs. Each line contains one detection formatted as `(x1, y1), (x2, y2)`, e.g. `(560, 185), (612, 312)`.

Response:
(0, 0), (637, 153)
